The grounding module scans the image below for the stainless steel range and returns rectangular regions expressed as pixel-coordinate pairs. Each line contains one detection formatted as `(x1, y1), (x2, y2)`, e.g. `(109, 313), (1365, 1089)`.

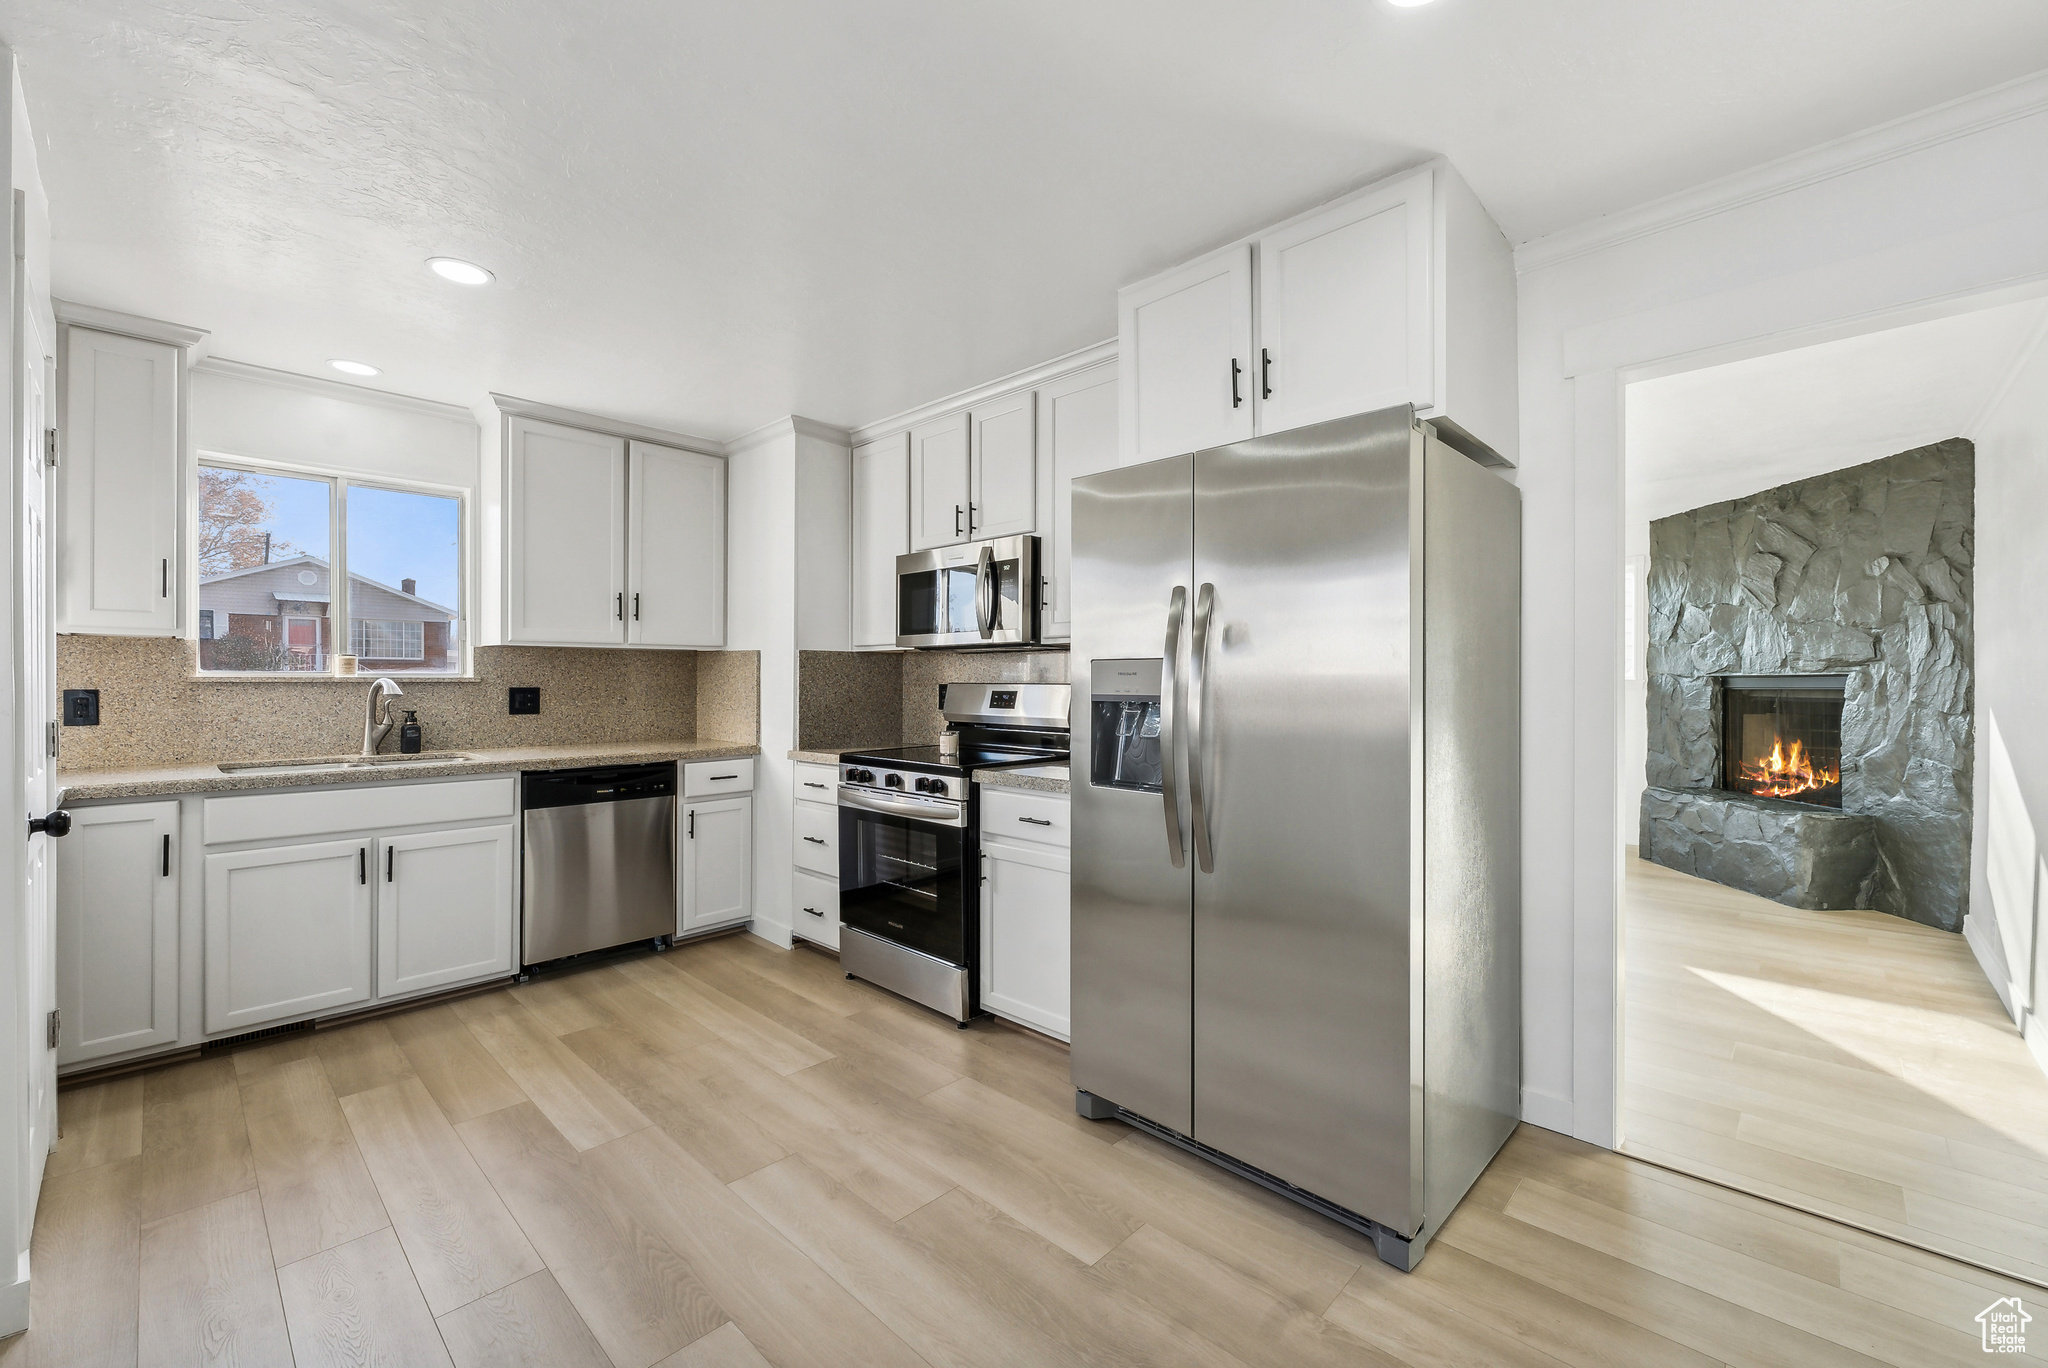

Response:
(836, 683), (1070, 1024)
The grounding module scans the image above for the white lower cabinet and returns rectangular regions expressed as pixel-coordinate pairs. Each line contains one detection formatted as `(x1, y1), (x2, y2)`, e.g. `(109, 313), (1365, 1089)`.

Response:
(793, 867), (840, 950)
(378, 824), (516, 999)
(55, 801), (180, 1067)
(205, 838), (376, 1034)
(682, 794), (753, 932)
(979, 806), (1072, 1041)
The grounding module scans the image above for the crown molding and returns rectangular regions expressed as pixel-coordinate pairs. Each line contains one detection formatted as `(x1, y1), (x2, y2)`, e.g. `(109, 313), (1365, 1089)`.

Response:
(724, 415), (852, 454)
(194, 357), (477, 425)
(848, 338), (1116, 447)
(54, 299), (210, 358)
(487, 392), (724, 456)
(1518, 68), (2048, 274)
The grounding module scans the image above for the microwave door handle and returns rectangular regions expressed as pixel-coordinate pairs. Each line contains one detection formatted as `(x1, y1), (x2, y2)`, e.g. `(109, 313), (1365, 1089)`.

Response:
(1187, 582), (1216, 873)
(1160, 585), (1187, 869)
(975, 543), (996, 640)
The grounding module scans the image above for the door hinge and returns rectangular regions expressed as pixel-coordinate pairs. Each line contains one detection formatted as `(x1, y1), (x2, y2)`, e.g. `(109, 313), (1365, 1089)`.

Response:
(46, 1009), (59, 1050)
(45, 428), (57, 467)
(46, 720), (57, 759)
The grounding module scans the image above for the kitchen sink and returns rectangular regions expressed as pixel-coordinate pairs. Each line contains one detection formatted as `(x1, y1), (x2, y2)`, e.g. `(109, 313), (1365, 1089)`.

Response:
(218, 753), (476, 776)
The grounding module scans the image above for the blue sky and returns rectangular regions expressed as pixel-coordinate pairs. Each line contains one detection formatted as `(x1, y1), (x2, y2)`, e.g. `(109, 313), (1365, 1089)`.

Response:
(244, 473), (459, 610)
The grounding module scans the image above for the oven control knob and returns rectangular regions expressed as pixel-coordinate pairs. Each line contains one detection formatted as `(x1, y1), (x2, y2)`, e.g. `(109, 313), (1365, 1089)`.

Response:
(851, 769), (873, 783)
(913, 776), (931, 792)
(925, 778), (947, 796)
(884, 773), (904, 789)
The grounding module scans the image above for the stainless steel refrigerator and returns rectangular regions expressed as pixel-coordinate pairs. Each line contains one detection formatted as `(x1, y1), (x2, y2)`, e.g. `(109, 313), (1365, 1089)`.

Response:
(1070, 405), (1520, 1271)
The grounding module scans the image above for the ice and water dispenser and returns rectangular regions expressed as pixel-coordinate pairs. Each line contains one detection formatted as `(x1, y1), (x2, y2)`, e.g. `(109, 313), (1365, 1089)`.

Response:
(1089, 659), (1165, 792)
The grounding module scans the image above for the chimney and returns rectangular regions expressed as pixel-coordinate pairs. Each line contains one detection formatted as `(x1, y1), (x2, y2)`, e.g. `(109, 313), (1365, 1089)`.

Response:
(401, 578), (416, 596)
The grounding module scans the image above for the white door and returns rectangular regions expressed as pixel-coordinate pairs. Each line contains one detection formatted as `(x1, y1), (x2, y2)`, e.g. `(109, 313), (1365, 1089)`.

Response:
(979, 837), (1072, 1040)
(377, 823), (515, 999)
(851, 433), (909, 648)
(505, 416), (627, 644)
(1254, 168), (1434, 433)
(57, 327), (180, 635)
(628, 440), (725, 647)
(968, 391), (1035, 540)
(55, 803), (180, 1067)
(21, 308), (55, 1160)
(1118, 243), (1253, 464)
(907, 412), (970, 552)
(681, 794), (752, 931)
(204, 839), (374, 1034)
(1035, 363), (1119, 642)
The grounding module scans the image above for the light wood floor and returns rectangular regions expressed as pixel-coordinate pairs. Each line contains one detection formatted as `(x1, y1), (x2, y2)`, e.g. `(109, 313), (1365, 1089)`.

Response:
(7, 929), (2038, 1367)
(1624, 851), (2048, 1287)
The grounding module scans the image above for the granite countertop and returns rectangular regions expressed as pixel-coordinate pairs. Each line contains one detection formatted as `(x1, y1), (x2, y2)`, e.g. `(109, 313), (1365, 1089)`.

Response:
(57, 739), (762, 803)
(789, 747), (860, 764)
(974, 763), (1070, 795)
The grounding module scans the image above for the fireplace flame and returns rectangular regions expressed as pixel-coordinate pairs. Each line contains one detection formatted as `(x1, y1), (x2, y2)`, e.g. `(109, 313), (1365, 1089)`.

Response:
(1739, 736), (1839, 800)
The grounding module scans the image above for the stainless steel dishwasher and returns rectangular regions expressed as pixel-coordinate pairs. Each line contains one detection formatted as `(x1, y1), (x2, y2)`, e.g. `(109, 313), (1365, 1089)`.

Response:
(521, 763), (676, 967)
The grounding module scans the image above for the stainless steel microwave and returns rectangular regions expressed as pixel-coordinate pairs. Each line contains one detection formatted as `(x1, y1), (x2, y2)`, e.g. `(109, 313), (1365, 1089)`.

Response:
(896, 535), (1040, 649)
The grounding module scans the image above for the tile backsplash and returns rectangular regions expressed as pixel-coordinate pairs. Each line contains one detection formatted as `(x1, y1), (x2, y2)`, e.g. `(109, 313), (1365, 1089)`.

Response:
(56, 635), (758, 769)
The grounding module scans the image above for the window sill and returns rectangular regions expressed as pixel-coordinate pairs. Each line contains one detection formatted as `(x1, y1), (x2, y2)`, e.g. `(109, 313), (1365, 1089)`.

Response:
(189, 671), (480, 684)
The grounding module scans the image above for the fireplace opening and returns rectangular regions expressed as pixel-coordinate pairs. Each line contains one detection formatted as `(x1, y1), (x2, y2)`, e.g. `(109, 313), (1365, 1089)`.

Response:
(1719, 674), (1847, 809)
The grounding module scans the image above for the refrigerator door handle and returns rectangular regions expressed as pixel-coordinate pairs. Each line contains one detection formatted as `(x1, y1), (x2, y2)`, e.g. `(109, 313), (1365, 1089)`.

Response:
(974, 543), (996, 639)
(1160, 585), (1188, 869)
(1188, 582), (1216, 872)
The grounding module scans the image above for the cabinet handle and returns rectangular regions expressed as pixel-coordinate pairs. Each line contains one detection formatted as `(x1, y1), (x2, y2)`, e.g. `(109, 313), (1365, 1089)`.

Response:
(633, 592), (641, 621)
(954, 504), (964, 537)
(1261, 347), (1272, 400)
(687, 809), (695, 839)
(803, 781), (827, 789)
(803, 905), (822, 917)
(1230, 358), (1243, 408)
(711, 773), (738, 781)
(161, 559), (169, 598)
(386, 845), (394, 882)
(162, 833), (170, 877)
(803, 835), (827, 844)
(1018, 816), (1053, 826)
(616, 592), (624, 620)
(968, 502), (978, 535)
(358, 848), (367, 884)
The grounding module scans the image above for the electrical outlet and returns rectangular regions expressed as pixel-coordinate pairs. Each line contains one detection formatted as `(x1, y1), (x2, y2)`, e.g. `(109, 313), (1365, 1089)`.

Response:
(62, 689), (100, 726)
(508, 687), (540, 715)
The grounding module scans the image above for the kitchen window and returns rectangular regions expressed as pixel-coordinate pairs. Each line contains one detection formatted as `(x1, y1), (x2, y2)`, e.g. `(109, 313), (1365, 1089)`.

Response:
(197, 459), (465, 677)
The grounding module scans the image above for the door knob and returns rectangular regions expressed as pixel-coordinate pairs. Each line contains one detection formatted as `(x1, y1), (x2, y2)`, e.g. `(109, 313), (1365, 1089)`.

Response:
(27, 810), (70, 838)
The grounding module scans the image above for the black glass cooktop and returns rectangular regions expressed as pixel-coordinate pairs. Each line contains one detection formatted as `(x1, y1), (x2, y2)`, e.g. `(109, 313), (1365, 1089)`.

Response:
(840, 744), (1061, 776)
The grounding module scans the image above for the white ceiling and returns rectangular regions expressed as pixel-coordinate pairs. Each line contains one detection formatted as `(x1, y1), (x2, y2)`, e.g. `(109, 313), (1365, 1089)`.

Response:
(11, 2), (2048, 440)
(1625, 296), (2048, 523)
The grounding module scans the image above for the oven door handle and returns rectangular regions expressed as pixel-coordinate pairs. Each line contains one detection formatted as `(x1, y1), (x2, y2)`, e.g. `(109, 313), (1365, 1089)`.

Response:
(974, 543), (996, 640)
(837, 786), (969, 828)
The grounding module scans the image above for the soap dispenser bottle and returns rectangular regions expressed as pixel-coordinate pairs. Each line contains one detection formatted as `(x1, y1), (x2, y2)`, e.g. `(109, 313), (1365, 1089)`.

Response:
(398, 710), (422, 754)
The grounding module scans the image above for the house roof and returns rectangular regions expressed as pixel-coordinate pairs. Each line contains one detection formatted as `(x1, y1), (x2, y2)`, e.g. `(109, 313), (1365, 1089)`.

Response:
(202, 554), (454, 616)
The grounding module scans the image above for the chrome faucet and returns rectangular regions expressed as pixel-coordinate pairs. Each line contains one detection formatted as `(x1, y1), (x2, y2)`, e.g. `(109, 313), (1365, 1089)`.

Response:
(362, 677), (406, 757)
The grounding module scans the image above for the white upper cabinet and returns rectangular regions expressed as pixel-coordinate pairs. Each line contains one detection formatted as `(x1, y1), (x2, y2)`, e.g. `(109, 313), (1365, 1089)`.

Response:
(58, 327), (182, 635)
(851, 434), (909, 649)
(1255, 169), (1432, 434)
(1036, 362), (1120, 642)
(629, 440), (725, 647)
(505, 416), (628, 645)
(968, 391), (1036, 540)
(1118, 161), (1518, 466)
(908, 411), (971, 552)
(1118, 243), (1255, 465)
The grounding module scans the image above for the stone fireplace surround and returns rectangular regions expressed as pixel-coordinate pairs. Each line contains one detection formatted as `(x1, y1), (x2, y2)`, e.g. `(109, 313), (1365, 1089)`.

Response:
(1638, 439), (1974, 931)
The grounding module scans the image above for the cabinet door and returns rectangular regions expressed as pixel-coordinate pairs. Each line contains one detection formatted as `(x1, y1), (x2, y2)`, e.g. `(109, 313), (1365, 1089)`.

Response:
(505, 416), (627, 644)
(204, 839), (374, 1034)
(628, 440), (726, 647)
(1255, 168), (1433, 433)
(1035, 363), (1119, 642)
(55, 802), (179, 1066)
(377, 824), (515, 1000)
(851, 434), (909, 648)
(969, 391), (1035, 540)
(682, 794), (752, 931)
(980, 837), (1072, 1041)
(59, 327), (180, 635)
(908, 412), (971, 552)
(1118, 244), (1253, 464)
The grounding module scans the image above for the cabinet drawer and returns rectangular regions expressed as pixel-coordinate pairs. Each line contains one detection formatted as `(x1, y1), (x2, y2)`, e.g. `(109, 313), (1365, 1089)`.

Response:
(793, 800), (838, 876)
(794, 762), (839, 802)
(981, 788), (1070, 848)
(205, 776), (515, 846)
(684, 758), (755, 798)
(793, 868), (839, 950)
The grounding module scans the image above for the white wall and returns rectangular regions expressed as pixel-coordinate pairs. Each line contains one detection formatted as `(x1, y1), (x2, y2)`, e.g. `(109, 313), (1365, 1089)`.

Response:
(1968, 321), (2048, 1072)
(1514, 72), (2048, 1144)
(191, 361), (478, 490)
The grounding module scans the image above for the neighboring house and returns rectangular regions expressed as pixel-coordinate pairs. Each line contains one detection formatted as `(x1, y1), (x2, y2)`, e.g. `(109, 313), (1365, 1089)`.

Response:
(198, 555), (456, 671)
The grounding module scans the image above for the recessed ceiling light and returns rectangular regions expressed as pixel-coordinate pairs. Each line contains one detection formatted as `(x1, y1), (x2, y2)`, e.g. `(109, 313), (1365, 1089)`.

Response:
(1384, 0), (1439, 6)
(426, 256), (494, 286)
(329, 359), (381, 377)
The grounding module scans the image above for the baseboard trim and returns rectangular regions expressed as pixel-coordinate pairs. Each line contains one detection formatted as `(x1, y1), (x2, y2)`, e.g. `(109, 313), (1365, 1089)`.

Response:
(0, 1250), (27, 1338)
(1520, 1086), (1575, 1135)
(1963, 912), (2019, 1021)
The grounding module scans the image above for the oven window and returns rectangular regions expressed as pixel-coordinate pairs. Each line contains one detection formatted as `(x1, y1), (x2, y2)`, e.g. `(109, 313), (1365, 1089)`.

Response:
(839, 806), (966, 964)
